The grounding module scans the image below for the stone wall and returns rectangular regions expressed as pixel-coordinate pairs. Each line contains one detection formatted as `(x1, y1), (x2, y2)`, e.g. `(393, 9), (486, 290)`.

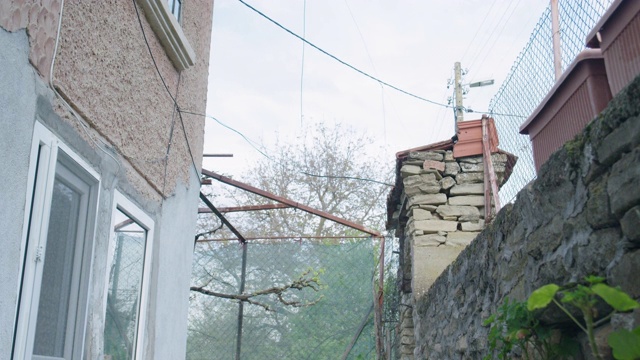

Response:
(410, 75), (640, 359)
(390, 148), (510, 359)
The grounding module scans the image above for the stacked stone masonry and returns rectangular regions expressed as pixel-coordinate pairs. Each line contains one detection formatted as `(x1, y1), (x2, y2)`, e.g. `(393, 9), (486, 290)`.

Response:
(393, 148), (509, 359)
(408, 75), (640, 359)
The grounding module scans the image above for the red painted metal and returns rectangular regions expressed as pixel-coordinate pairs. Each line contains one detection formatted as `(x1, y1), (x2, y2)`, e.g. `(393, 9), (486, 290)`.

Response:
(201, 168), (381, 237)
(198, 204), (291, 213)
(482, 117), (501, 222)
(197, 235), (375, 242)
(587, 0), (640, 96)
(453, 118), (498, 158)
(520, 49), (612, 171)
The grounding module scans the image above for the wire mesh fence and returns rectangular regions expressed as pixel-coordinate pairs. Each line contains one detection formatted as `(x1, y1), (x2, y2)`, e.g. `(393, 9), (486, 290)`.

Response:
(187, 238), (378, 360)
(488, 0), (613, 204)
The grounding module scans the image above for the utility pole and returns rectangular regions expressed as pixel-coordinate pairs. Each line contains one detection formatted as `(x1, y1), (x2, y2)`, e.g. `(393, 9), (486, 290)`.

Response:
(551, 0), (562, 80)
(454, 61), (464, 131)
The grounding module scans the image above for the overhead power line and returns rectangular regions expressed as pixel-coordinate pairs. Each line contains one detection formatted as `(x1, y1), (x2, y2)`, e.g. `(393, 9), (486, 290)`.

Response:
(236, 0), (451, 109)
(179, 109), (394, 186)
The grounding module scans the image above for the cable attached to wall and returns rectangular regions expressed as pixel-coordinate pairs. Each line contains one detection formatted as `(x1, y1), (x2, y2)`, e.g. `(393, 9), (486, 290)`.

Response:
(132, 0), (200, 180)
(50, 0), (122, 176)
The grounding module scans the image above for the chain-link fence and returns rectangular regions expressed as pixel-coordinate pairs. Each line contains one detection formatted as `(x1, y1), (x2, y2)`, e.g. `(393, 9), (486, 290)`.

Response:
(489, 0), (613, 203)
(187, 238), (378, 360)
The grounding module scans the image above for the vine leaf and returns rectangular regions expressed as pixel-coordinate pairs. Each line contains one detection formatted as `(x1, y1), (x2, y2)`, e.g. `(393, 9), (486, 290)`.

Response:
(608, 328), (640, 360)
(591, 283), (640, 312)
(527, 284), (560, 311)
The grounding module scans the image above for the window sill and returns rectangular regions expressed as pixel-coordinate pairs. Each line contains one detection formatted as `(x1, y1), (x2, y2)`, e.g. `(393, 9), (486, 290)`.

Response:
(137, 0), (196, 71)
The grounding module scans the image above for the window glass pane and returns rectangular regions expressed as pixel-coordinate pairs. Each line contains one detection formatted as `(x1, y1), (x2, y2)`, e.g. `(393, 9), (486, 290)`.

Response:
(33, 177), (81, 357)
(166, 0), (181, 21)
(104, 209), (147, 360)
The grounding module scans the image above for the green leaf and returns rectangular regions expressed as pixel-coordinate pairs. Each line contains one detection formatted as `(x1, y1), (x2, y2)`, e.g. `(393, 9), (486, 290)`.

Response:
(592, 284), (640, 312)
(528, 284), (560, 311)
(608, 329), (640, 360)
(585, 275), (605, 284)
(483, 314), (496, 326)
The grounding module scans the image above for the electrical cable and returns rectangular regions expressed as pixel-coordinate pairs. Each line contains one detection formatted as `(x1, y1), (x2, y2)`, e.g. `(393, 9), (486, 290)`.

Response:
(132, 0), (199, 176)
(179, 110), (272, 160)
(342, 0), (389, 149)
(236, 0), (452, 109)
(474, 0), (524, 77)
(459, 0), (499, 65)
(300, 0), (306, 126)
(466, 0), (518, 72)
(178, 109), (393, 187)
(49, 0), (122, 176)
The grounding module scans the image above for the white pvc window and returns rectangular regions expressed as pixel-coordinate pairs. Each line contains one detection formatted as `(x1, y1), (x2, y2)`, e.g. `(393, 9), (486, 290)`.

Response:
(167, 0), (182, 22)
(13, 122), (100, 360)
(103, 192), (154, 360)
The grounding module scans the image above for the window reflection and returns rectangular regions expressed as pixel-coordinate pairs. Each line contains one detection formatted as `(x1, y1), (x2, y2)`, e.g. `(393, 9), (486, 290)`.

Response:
(104, 209), (147, 360)
(34, 177), (81, 357)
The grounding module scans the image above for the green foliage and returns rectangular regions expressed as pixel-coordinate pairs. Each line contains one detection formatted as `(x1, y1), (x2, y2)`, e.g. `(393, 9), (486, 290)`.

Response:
(527, 284), (560, 311)
(483, 298), (574, 360)
(608, 327), (640, 360)
(526, 276), (640, 360)
(591, 284), (640, 313)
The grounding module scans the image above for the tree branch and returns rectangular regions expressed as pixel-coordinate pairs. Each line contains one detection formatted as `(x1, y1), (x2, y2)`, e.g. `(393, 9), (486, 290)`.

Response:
(190, 269), (324, 312)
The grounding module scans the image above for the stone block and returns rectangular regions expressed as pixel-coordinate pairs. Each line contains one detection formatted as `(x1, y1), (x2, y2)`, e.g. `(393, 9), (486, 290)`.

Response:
(401, 327), (415, 337)
(610, 249), (640, 298)
(597, 115), (640, 166)
(415, 234), (446, 246)
(436, 205), (479, 218)
(459, 156), (482, 163)
(607, 148), (640, 216)
(444, 150), (454, 161)
(418, 184), (441, 194)
(439, 176), (455, 190)
(450, 183), (484, 195)
(412, 208), (433, 220)
(460, 162), (484, 172)
(491, 153), (508, 163)
(412, 246), (463, 296)
(418, 204), (437, 211)
(621, 205), (640, 242)
(460, 220), (485, 231)
(449, 195), (485, 206)
(413, 219), (458, 233)
(403, 174), (437, 187)
(586, 174), (617, 229)
(423, 168), (443, 180)
(423, 159), (445, 172)
(401, 164), (421, 178)
(456, 172), (484, 184)
(459, 213), (481, 222)
(444, 161), (460, 175)
(408, 193), (447, 207)
(409, 151), (443, 161)
(446, 231), (480, 246)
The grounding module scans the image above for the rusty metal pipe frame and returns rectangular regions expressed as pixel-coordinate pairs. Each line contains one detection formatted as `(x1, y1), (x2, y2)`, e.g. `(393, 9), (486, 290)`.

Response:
(201, 168), (381, 237)
(199, 192), (247, 244)
(198, 203), (291, 214)
(197, 235), (376, 242)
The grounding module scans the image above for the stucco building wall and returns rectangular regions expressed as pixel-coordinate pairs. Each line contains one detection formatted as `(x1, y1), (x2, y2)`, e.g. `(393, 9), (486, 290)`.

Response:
(0, 1), (213, 358)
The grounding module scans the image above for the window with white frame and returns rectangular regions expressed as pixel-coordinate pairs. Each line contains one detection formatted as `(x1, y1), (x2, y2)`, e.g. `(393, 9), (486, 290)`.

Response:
(13, 122), (100, 360)
(167, 0), (182, 22)
(103, 192), (154, 360)
(136, 0), (195, 70)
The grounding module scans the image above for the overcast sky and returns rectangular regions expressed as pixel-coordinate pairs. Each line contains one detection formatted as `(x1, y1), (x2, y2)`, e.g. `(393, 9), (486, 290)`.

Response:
(201, 0), (551, 177)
